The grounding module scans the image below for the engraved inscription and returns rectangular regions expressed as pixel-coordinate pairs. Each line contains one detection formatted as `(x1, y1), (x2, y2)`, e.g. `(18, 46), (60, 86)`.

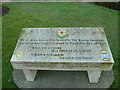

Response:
(12, 28), (113, 63)
(18, 38), (107, 60)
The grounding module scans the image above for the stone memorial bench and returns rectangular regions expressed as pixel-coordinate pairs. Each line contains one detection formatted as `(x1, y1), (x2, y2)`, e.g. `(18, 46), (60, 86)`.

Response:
(11, 27), (114, 83)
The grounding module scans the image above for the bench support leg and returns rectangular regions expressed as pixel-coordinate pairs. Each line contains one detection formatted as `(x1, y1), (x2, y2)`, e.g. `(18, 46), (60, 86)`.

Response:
(22, 69), (37, 81)
(87, 70), (102, 83)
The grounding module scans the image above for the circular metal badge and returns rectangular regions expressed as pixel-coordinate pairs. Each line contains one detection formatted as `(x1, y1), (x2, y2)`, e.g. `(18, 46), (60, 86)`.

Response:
(16, 50), (24, 60)
(101, 51), (110, 61)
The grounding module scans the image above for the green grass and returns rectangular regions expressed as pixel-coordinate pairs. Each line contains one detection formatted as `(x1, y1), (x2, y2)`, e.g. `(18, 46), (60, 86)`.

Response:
(2, 2), (118, 88)
(0, 15), (2, 89)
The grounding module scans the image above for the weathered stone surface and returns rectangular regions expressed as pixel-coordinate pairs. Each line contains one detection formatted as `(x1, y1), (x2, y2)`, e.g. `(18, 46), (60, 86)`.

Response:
(11, 27), (114, 69)
(10, 27), (114, 83)
(13, 70), (114, 88)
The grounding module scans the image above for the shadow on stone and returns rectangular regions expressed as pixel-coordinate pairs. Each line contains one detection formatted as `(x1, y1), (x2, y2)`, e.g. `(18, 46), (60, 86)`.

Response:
(13, 70), (114, 88)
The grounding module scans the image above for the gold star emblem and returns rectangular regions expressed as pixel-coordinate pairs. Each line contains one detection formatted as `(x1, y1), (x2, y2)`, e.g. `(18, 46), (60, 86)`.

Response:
(57, 30), (68, 38)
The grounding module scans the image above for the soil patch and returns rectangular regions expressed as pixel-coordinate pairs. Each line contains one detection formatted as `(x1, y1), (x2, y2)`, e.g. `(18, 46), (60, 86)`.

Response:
(93, 2), (120, 11)
(1, 6), (10, 17)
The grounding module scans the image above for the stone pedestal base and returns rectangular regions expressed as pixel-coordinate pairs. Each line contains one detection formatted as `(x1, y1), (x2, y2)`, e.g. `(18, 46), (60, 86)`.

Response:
(13, 70), (114, 88)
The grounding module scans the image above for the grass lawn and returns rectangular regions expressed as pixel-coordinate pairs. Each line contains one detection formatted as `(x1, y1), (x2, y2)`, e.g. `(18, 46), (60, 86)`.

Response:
(2, 2), (118, 88)
(0, 15), (2, 89)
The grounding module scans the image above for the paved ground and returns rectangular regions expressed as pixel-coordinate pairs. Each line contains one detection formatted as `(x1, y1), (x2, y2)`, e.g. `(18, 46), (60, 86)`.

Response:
(13, 70), (114, 88)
